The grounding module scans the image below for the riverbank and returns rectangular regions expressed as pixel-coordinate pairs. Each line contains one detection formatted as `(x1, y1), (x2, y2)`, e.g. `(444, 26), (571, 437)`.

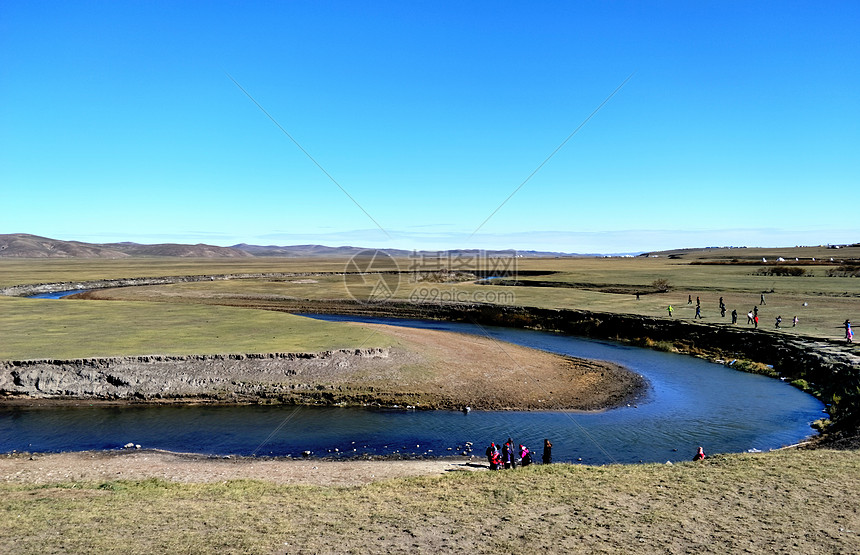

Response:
(1, 323), (644, 411)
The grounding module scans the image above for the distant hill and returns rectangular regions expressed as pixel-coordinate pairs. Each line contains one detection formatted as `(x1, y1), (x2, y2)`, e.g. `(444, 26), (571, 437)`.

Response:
(1, 233), (618, 259)
(230, 244), (413, 258)
(230, 244), (591, 258)
(0, 234), (252, 258)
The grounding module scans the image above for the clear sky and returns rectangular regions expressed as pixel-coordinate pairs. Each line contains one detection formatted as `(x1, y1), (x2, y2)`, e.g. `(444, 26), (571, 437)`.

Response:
(2, 1), (858, 253)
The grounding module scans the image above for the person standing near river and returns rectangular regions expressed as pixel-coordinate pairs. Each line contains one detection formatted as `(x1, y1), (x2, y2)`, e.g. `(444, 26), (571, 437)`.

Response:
(667, 305), (674, 318)
(542, 439), (552, 464)
(506, 437), (517, 469)
(520, 444), (532, 466)
(486, 443), (499, 470)
(502, 441), (514, 469)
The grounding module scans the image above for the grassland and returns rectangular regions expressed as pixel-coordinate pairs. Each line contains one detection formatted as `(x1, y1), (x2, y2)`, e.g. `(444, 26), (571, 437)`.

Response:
(7, 248), (851, 347)
(1, 248), (858, 553)
(1, 449), (858, 554)
(0, 296), (391, 360)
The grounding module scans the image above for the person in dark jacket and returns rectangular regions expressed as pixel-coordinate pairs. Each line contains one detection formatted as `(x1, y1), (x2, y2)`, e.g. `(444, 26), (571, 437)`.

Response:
(542, 439), (552, 464)
(502, 441), (514, 469)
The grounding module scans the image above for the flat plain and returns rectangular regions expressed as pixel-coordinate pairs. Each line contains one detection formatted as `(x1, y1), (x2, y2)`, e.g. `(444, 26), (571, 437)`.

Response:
(1, 246), (858, 553)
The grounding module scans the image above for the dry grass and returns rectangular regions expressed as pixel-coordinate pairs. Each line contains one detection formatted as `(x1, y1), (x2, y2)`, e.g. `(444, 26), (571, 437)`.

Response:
(1, 449), (858, 554)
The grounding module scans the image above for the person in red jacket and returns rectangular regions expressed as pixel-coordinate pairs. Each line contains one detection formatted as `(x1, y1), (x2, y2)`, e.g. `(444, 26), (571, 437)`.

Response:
(693, 446), (706, 461)
(490, 447), (502, 470)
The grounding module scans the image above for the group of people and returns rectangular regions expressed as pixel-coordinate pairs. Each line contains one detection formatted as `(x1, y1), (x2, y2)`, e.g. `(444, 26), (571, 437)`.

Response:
(486, 438), (552, 470)
(485, 439), (706, 467)
(673, 295), (812, 333)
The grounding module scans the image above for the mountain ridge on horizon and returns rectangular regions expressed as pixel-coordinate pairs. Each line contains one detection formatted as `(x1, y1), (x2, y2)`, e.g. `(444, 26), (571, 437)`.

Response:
(0, 233), (605, 259)
(1, 234), (855, 260)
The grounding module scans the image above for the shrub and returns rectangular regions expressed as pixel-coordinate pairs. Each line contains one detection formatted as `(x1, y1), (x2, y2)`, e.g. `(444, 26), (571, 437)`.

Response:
(790, 378), (811, 392)
(826, 264), (860, 277)
(753, 266), (806, 277)
(636, 337), (676, 352)
(651, 278), (671, 292)
(733, 359), (778, 378)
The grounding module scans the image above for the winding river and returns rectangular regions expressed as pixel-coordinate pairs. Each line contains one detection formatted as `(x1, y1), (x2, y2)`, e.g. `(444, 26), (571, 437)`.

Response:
(1, 314), (824, 464)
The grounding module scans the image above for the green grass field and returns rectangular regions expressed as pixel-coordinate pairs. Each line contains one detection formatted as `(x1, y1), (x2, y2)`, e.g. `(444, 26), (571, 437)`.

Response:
(0, 296), (390, 360)
(1, 250), (858, 360)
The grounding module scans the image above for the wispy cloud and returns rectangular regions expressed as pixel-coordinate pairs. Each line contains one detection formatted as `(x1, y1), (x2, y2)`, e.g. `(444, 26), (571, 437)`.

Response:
(230, 226), (858, 254)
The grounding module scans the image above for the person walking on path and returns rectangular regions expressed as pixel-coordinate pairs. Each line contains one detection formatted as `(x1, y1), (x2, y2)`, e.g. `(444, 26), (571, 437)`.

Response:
(793, 315), (799, 327)
(846, 320), (854, 344)
(760, 293), (766, 305)
(775, 315), (782, 329)
(688, 295), (693, 305)
(696, 296), (701, 307)
(754, 314), (759, 329)
(754, 305), (758, 317)
(542, 439), (552, 464)
(720, 305), (726, 318)
(695, 305), (702, 319)
(732, 309), (738, 324)
(667, 305), (674, 318)
(747, 310), (754, 324)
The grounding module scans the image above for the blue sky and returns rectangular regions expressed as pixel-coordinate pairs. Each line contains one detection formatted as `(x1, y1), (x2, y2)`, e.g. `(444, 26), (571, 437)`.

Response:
(2, 1), (858, 253)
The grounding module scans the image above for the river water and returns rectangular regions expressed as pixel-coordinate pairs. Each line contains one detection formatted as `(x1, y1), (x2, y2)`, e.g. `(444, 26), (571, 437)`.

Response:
(0, 315), (824, 464)
(26, 289), (90, 299)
